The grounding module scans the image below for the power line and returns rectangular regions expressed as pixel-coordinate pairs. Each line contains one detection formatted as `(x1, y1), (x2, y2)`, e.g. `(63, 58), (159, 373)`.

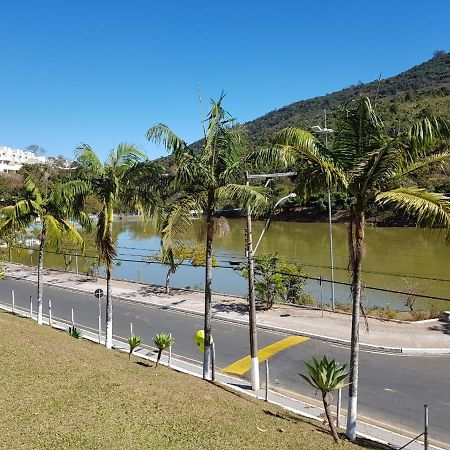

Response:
(8, 244), (450, 303)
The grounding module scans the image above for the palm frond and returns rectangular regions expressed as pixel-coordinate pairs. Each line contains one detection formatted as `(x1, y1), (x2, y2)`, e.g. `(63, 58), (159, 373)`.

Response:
(272, 128), (347, 190)
(406, 117), (450, 154)
(161, 194), (206, 249)
(216, 183), (269, 215)
(146, 124), (188, 155)
(375, 188), (450, 238)
(75, 143), (103, 175)
(24, 175), (42, 203)
(389, 151), (450, 181)
(250, 146), (297, 171)
(333, 96), (386, 168)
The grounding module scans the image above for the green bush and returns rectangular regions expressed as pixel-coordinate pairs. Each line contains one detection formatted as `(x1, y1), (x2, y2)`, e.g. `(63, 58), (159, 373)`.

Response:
(241, 253), (307, 309)
(294, 292), (316, 306)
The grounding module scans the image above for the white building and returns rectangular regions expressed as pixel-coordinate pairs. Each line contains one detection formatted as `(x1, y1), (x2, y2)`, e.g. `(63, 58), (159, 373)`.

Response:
(0, 146), (46, 172)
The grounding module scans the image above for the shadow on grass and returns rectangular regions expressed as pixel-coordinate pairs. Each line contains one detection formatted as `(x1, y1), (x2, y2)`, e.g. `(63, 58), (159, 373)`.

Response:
(262, 409), (391, 448)
(135, 361), (152, 368)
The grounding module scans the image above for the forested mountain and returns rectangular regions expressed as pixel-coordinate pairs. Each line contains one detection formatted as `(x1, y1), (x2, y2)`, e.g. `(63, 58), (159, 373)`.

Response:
(241, 51), (450, 145)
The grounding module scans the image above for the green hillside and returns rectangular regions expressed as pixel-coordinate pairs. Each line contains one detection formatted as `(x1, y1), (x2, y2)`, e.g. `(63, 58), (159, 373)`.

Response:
(242, 51), (450, 144)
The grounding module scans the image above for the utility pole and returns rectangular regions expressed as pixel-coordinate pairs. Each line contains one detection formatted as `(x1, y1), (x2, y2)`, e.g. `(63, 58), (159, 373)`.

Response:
(245, 171), (297, 391)
(311, 112), (336, 309)
(324, 109), (336, 310)
(245, 171), (260, 391)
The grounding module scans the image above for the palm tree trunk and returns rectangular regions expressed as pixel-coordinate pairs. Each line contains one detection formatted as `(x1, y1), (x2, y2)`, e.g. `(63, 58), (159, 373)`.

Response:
(203, 191), (214, 380)
(346, 206), (364, 441)
(156, 349), (162, 367)
(105, 265), (113, 349)
(322, 391), (339, 442)
(165, 269), (170, 294)
(37, 226), (46, 325)
(8, 244), (12, 263)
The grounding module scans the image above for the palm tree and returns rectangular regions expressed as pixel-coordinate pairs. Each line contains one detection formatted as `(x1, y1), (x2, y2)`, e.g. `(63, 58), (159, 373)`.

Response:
(300, 356), (348, 442)
(75, 143), (161, 349)
(128, 335), (143, 361)
(146, 94), (268, 380)
(0, 175), (88, 324)
(269, 96), (450, 440)
(153, 332), (174, 367)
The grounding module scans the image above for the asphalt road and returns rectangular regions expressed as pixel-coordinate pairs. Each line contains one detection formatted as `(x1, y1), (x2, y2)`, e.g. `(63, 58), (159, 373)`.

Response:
(2, 278), (450, 446)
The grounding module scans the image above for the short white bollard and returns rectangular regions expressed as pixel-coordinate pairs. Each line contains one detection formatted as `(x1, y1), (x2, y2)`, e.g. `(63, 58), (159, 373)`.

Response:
(11, 290), (15, 313)
(211, 342), (216, 381)
(265, 360), (269, 402)
(168, 333), (172, 368)
(130, 322), (133, 336)
(48, 299), (52, 326)
(71, 308), (74, 327)
(336, 388), (342, 428)
(29, 296), (33, 319)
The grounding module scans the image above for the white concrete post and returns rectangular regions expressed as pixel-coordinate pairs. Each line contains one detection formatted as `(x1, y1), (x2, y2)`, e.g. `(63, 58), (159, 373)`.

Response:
(71, 308), (74, 327)
(48, 299), (52, 326)
(265, 360), (269, 402)
(211, 342), (216, 382)
(168, 333), (172, 368)
(336, 388), (342, 429)
(11, 290), (15, 313)
(130, 322), (133, 336)
(29, 296), (33, 319)
(98, 298), (102, 343)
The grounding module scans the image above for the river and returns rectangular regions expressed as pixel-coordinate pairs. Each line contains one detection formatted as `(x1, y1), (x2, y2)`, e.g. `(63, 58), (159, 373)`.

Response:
(11, 217), (450, 311)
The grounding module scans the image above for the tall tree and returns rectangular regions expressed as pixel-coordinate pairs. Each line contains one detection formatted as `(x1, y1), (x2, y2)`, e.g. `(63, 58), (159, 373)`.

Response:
(0, 175), (89, 324)
(146, 94), (268, 379)
(268, 96), (450, 440)
(75, 143), (161, 349)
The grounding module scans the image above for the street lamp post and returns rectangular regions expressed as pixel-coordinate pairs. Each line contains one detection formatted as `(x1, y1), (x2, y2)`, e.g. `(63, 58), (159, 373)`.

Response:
(246, 170), (296, 391)
(311, 109), (336, 310)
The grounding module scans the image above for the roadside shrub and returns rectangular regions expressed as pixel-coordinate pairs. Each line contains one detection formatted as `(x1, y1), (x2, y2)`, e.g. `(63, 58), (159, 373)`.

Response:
(68, 326), (82, 339)
(241, 253), (306, 309)
(411, 309), (429, 321)
(385, 304), (397, 320)
(334, 301), (352, 313)
(128, 335), (143, 360)
(294, 292), (316, 307)
(427, 302), (442, 319)
(153, 333), (174, 367)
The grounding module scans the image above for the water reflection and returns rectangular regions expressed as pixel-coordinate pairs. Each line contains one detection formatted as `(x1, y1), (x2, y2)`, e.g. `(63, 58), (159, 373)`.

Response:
(11, 218), (450, 310)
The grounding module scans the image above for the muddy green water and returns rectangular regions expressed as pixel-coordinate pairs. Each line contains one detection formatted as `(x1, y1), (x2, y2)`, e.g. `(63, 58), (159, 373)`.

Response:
(11, 218), (450, 310)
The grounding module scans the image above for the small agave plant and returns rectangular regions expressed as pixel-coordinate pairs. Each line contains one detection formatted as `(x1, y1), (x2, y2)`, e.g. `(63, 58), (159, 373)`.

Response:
(128, 335), (143, 361)
(300, 356), (348, 442)
(153, 333), (174, 367)
(68, 326), (82, 339)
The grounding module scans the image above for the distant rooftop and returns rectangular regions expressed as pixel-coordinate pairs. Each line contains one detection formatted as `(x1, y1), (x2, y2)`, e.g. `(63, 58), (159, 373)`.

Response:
(0, 146), (46, 173)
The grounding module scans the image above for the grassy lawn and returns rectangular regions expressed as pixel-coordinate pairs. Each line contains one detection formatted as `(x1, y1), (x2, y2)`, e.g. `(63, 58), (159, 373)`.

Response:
(0, 312), (385, 450)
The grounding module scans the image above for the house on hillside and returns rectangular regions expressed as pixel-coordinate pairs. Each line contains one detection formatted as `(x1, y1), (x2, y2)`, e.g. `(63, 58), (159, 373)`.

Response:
(0, 146), (46, 172)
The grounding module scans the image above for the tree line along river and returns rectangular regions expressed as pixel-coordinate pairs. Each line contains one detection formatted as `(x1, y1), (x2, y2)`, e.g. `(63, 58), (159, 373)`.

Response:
(10, 217), (450, 311)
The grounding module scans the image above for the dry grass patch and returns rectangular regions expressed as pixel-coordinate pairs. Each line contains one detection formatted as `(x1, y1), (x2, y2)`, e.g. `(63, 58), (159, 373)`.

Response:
(0, 312), (386, 449)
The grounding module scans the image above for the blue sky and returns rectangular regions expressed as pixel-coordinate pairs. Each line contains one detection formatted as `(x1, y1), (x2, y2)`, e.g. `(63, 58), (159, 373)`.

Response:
(1, 0), (449, 160)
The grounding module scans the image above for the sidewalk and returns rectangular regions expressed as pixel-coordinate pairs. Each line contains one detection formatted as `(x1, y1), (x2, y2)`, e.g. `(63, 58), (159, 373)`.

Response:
(5, 263), (450, 354)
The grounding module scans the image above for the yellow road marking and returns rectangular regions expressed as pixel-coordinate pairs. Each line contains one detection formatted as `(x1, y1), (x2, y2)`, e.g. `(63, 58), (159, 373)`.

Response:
(222, 335), (309, 376)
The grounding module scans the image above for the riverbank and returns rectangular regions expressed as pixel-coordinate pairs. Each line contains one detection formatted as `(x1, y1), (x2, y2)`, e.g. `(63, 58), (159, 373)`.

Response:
(4, 263), (450, 353)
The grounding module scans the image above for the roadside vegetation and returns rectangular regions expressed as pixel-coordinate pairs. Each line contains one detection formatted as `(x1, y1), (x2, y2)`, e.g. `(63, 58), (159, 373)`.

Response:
(0, 312), (388, 449)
